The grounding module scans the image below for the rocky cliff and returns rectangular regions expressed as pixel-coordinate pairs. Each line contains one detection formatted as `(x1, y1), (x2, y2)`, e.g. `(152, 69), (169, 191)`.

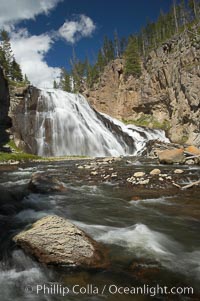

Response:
(9, 85), (39, 153)
(0, 67), (11, 149)
(0, 67), (10, 125)
(84, 30), (200, 146)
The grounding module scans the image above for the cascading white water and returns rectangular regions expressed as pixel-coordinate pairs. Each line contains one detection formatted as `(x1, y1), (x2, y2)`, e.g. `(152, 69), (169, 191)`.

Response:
(35, 89), (169, 157)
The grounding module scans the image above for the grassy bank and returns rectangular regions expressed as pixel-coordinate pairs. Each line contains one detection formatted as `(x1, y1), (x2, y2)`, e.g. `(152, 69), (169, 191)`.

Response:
(0, 140), (89, 163)
(122, 114), (171, 131)
(0, 152), (41, 162)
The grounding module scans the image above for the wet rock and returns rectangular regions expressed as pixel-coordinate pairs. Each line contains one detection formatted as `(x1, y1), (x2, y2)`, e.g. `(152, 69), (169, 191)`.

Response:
(150, 169), (161, 175)
(126, 177), (134, 183)
(185, 159), (195, 165)
(139, 179), (150, 185)
(84, 165), (92, 169)
(130, 258), (160, 281)
(174, 169), (184, 174)
(28, 172), (68, 193)
(8, 160), (20, 165)
(158, 148), (185, 164)
(13, 215), (108, 269)
(91, 171), (98, 176)
(103, 175), (110, 180)
(133, 172), (145, 178)
(185, 145), (200, 155)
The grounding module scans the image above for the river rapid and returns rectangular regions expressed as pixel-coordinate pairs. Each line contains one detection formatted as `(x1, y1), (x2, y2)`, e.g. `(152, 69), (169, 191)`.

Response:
(0, 158), (200, 301)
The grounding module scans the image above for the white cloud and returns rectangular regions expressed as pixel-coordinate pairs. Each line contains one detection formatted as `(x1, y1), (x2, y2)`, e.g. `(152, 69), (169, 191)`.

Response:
(10, 29), (60, 88)
(0, 0), (62, 29)
(58, 14), (96, 44)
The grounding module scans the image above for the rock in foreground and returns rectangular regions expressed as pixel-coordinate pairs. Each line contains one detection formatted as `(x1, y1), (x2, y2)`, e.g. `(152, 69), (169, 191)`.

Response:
(13, 215), (108, 269)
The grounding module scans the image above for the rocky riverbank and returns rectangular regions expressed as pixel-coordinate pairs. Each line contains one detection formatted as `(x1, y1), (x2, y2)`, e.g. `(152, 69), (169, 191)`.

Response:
(24, 154), (200, 200)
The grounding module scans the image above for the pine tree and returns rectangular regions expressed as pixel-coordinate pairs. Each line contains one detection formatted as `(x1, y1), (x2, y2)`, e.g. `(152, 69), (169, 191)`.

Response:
(86, 63), (99, 88)
(124, 37), (141, 78)
(173, 0), (179, 33)
(102, 36), (115, 64)
(24, 74), (30, 85)
(70, 55), (88, 93)
(114, 30), (120, 58)
(59, 68), (71, 92)
(96, 50), (105, 73)
(189, 0), (199, 19)
(0, 44), (6, 69)
(120, 37), (127, 56)
(53, 80), (58, 89)
(11, 58), (23, 81)
(0, 30), (13, 78)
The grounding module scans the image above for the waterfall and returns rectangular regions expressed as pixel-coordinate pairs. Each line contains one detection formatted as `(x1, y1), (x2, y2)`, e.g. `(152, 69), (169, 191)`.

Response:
(35, 89), (169, 157)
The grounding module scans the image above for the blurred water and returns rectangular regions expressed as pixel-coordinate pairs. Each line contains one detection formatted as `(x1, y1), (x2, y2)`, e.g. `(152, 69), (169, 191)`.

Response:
(0, 160), (199, 301)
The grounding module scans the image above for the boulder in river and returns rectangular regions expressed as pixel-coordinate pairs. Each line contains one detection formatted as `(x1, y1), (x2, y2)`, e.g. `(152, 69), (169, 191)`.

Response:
(13, 215), (108, 269)
(28, 172), (68, 193)
(158, 148), (185, 164)
(150, 169), (161, 175)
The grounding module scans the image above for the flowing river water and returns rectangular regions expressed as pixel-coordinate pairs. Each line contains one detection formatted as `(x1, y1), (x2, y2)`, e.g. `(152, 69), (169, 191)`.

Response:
(0, 158), (200, 301)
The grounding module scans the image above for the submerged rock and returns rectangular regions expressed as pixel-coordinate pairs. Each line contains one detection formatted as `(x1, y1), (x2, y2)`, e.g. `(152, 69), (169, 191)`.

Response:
(13, 215), (108, 269)
(28, 172), (68, 193)
(129, 258), (161, 282)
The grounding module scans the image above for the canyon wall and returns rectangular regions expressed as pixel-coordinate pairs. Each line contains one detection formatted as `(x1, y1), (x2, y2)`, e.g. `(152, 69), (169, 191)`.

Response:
(0, 67), (11, 149)
(84, 30), (200, 146)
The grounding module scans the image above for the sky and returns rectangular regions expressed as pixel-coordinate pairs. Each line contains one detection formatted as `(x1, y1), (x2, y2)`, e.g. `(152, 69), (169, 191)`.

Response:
(0, 0), (175, 88)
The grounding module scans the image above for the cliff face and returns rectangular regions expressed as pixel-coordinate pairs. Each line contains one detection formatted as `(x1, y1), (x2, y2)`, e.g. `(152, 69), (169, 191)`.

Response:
(9, 86), (40, 153)
(84, 30), (200, 146)
(0, 67), (11, 149)
(0, 67), (10, 126)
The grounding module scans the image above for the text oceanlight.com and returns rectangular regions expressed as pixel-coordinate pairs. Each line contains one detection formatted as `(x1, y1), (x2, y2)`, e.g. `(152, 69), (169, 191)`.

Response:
(25, 283), (194, 297)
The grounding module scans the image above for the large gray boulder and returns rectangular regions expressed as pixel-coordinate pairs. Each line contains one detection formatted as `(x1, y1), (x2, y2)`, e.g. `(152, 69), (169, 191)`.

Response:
(13, 215), (108, 269)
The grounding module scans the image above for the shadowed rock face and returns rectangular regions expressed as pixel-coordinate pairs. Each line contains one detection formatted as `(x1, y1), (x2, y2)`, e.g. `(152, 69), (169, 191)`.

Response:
(10, 86), (40, 153)
(13, 215), (108, 269)
(0, 68), (10, 124)
(0, 67), (11, 150)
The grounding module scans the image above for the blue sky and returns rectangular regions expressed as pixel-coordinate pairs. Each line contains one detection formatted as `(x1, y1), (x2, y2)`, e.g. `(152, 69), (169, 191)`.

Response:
(0, 0), (175, 87)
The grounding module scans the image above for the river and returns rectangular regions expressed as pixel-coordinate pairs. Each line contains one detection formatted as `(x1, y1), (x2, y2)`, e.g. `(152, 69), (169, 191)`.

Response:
(0, 158), (199, 301)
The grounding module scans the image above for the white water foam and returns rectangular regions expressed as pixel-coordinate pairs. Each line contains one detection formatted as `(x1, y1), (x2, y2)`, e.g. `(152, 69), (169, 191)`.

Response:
(129, 197), (173, 206)
(74, 221), (200, 281)
(0, 250), (51, 301)
(1, 179), (30, 187)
